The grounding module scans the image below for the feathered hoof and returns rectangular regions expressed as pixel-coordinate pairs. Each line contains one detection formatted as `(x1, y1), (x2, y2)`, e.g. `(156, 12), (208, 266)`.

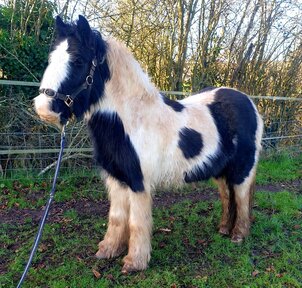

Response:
(231, 234), (244, 243)
(219, 225), (231, 236)
(95, 240), (126, 259)
(121, 255), (148, 274)
(231, 226), (249, 243)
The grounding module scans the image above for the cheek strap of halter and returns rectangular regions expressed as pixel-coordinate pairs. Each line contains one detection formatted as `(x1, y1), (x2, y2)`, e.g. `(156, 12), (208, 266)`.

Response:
(39, 57), (100, 110)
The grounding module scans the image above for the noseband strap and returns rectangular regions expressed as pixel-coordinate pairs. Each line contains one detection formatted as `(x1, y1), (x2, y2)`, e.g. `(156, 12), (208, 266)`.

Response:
(39, 57), (99, 109)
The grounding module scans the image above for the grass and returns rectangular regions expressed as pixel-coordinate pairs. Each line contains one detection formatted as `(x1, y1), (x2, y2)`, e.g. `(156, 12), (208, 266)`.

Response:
(257, 153), (302, 184)
(0, 153), (301, 287)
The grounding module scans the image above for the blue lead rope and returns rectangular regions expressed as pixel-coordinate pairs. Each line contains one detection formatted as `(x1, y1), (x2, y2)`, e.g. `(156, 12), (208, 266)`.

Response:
(17, 126), (66, 288)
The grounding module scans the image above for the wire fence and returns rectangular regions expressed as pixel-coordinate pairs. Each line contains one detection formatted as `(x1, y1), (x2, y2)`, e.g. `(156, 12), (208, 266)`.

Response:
(0, 82), (301, 180)
(0, 124), (95, 180)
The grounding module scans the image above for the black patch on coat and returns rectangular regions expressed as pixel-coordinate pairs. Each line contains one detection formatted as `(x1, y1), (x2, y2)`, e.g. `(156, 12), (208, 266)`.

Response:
(162, 94), (185, 112)
(178, 128), (203, 159)
(88, 111), (145, 192)
(184, 154), (230, 182)
(184, 88), (258, 185)
(50, 16), (111, 124)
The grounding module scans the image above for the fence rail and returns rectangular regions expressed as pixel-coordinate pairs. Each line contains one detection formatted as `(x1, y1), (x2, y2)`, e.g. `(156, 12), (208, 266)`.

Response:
(0, 80), (40, 87)
(0, 147), (94, 155)
(1, 81), (301, 179)
(1, 135), (301, 156)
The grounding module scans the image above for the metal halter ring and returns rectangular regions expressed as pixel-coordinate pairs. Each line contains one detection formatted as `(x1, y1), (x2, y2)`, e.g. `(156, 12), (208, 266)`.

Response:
(45, 89), (56, 97)
(86, 75), (94, 85)
(40, 88), (56, 97)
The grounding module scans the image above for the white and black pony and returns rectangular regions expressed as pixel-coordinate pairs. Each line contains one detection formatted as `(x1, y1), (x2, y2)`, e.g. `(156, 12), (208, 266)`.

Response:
(35, 16), (263, 273)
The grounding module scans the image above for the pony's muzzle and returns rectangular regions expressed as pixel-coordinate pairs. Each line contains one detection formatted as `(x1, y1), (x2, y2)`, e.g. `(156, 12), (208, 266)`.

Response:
(34, 94), (62, 127)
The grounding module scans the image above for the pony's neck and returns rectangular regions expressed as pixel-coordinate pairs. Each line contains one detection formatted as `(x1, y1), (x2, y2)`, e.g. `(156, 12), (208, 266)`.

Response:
(85, 37), (161, 122)
(104, 38), (159, 107)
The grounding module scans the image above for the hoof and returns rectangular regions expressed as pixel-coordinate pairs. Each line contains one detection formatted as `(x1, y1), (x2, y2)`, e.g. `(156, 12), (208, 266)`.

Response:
(95, 248), (110, 259)
(95, 241), (126, 259)
(231, 234), (244, 243)
(231, 225), (249, 243)
(219, 226), (230, 236)
(121, 263), (138, 274)
(121, 255), (148, 274)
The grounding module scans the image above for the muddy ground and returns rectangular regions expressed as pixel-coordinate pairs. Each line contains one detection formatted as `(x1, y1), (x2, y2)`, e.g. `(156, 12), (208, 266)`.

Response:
(1, 180), (301, 226)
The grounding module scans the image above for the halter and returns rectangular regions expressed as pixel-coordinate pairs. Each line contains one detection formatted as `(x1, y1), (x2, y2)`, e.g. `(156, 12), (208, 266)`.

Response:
(39, 56), (101, 109)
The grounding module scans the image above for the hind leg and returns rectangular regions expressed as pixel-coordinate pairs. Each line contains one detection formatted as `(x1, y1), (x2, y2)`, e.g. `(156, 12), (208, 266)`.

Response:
(96, 177), (129, 259)
(231, 169), (256, 243)
(215, 177), (236, 236)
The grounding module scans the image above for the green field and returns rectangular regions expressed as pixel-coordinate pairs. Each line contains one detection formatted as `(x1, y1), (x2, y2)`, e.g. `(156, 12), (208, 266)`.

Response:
(1, 154), (301, 287)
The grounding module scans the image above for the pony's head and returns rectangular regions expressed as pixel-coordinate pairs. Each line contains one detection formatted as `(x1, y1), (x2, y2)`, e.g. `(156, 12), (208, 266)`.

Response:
(34, 15), (110, 127)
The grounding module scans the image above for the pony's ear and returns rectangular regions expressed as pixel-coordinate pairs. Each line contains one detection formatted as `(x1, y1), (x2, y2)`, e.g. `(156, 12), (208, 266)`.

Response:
(77, 15), (92, 45)
(55, 16), (68, 36)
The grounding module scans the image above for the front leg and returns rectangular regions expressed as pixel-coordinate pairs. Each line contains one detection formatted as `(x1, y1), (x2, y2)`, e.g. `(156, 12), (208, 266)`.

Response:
(122, 189), (152, 273)
(96, 177), (130, 259)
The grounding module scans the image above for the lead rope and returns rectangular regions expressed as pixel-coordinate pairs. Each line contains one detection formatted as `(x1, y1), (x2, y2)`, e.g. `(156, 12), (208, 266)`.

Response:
(17, 125), (66, 288)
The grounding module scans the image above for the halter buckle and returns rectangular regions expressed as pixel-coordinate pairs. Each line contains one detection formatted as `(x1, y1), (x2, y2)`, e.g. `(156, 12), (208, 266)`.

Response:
(64, 95), (73, 107)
